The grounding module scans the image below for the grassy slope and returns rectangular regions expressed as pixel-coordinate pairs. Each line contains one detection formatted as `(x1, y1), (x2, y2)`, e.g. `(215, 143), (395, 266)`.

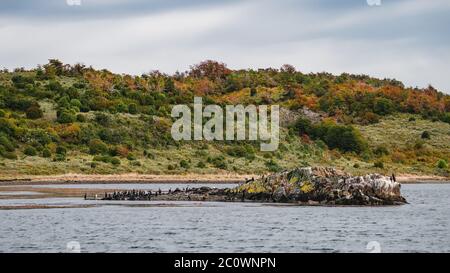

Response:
(1, 111), (449, 178)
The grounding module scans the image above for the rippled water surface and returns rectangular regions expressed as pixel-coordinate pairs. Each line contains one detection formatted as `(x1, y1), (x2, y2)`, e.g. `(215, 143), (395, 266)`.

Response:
(0, 184), (449, 252)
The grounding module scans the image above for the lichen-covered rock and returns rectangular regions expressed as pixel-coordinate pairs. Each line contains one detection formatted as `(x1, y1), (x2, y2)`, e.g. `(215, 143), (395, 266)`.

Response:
(236, 167), (407, 205)
(101, 166), (407, 206)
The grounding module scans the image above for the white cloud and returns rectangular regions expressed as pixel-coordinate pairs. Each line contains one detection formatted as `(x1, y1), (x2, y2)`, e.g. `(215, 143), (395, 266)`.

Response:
(0, 0), (449, 93)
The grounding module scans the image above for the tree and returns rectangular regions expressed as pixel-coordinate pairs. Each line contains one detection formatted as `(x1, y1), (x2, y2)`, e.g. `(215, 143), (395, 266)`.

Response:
(189, 60), (231, 81)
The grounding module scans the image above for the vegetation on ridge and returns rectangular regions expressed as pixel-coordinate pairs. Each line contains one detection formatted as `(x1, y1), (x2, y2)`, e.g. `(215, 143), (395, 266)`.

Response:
(0, 60), (449, 178)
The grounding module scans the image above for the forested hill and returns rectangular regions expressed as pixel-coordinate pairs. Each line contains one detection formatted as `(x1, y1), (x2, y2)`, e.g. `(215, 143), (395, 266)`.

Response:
(0, 60), (449, 178)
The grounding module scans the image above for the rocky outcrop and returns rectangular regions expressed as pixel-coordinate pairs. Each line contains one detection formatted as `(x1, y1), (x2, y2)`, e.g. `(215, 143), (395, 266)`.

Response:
(101, 167), (407, 206)
(235, 167), (407, 205)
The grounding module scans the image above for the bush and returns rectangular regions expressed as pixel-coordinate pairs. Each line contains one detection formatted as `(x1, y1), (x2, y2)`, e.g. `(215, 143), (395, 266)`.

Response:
(374, 161), (384, 168)
(408, 117), (416, 122)
(167, 164), (176, 170)
(421, 131), (431, 139)
(57, 110), (76, 124)
(76, 114), (86, 122)
(374, 146), (389, 156)
(127, 153), (136, 161)
(26, 104), (43, 119)
(56, 146), (67, 155)
(292, 118), (312, 135)
(42, 148), (51, 158)
(197, 161), (206, 168)
(373, 98), (394, 116)
(180, 160), (190, 169)
(70, 99), (82, 108)
(437, 159), (448, 169)
(353, 163), (360, 168)
(24, 146), (37, 156)
(94, 112), (109, 126)
(89, 139), (108, 155)
(0, 135), (15, 152)
(226, 146), (246, 157)
(111, 157), (121, 166)
(53, 153), (66, 161)
(441, 113), (450, 124)
(128, 103), (138, 114)
(208, 156), (227, 169)
(265, 159), (282, 172)
(322, 124), (368, 154)
(2, 151), (17, 160)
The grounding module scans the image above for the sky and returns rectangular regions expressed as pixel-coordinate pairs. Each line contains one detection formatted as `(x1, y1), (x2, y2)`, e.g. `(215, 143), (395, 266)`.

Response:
(0, 0), (449, 93)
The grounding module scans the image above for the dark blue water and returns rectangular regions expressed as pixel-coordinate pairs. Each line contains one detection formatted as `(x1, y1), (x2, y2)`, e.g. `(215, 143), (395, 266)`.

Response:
(0, 184), (449, 252)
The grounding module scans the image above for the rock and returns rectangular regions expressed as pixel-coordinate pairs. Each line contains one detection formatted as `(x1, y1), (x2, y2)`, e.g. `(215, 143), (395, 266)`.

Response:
(235, 166), (407, 205)
(100, 166), (407, 206)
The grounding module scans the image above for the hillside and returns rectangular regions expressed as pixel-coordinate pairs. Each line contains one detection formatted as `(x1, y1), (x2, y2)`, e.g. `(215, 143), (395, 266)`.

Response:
(0, 60), (449, 179)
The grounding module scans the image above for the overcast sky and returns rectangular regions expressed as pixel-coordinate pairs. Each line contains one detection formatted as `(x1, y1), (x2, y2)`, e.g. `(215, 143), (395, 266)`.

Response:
(1, 0), (449, 93)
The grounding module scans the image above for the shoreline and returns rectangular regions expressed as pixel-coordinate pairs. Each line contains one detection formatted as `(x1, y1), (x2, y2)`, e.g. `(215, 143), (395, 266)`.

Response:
(0, 173), (254, 185)
(0, 172), (449, 185)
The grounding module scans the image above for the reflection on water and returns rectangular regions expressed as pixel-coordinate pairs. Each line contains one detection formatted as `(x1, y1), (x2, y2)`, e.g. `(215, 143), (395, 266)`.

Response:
(0, 184), (449, 252)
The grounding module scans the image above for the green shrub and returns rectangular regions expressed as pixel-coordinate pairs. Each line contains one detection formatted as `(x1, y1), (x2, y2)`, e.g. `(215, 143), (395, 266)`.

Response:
(208, 156), (227, 169)
(128, 103), (138, 114)
(94, 112), (109, 126)
(130, 160), (141, 166)
(0, 135), (15, 152)
(374, 146), (390, 156)
(26, 104), (43, 119)
(197, 161), (206, 168)
(76, 114), (86, 122)
(111, 157), (121, 166)
(353, 163), (360, 168)
(373, 98), (394, 116)
(441, 113), (450, 124)
(42, 148), (52, 158)
(373, 161), (384, 168)
(56, 146), (67, 155)
(167, 164), (176, 170)
(292, 118), (312, 135)
(437, 159), (448, 169)
(57, 110), (76, 124)
(53, 154), (66, 161)
(127, 153), (136, 161)
(421, 131), (431, 139)
(24, 146), (37, 156)
(265, 159), (282, 172)
(70, 99), (82, 108)
(180, 160), (190, 169)
(322, 124), (368, 154)
(2, 151), (17, 160)
(226, 146), (246, 157)
(89, 139), (108, 155)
